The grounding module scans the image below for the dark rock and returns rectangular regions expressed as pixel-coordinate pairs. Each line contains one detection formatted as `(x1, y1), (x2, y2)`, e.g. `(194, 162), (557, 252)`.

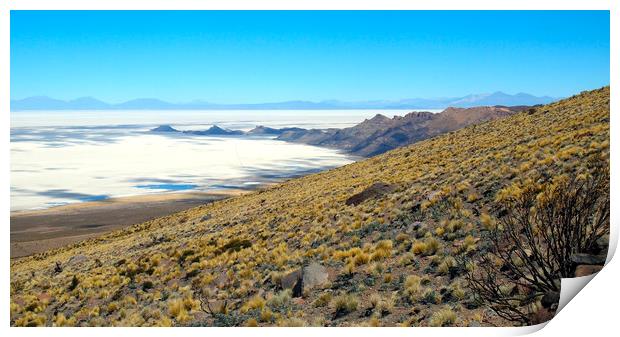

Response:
(292, 276), (303, 298)
(594, 235), (609, 254)
(499, 263), (512, 273)
(541, 291), (560, 309)
(345, 182), (397, 206)
(448, 266), (463, 279)
(280, 269), (302, 291)
(570, 253), (606, 266)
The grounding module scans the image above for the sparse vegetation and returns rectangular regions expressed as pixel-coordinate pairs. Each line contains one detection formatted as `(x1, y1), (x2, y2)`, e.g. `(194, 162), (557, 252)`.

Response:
(429, 307), (457, 327)
(9, 87), (609, 326)
(331, 294), (358, 319)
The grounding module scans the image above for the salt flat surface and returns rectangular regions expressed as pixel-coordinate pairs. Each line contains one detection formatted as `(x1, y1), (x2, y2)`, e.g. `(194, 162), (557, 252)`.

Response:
(11, 110), (413, 210)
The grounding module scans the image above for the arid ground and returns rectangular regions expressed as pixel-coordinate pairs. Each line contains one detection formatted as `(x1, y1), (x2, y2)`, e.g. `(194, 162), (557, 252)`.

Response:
(10, 190), (247, 258)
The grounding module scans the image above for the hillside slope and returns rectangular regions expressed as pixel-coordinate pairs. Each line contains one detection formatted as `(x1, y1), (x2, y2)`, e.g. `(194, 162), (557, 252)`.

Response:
(10, 87), (609, 327)
(277, 105), (525, 156)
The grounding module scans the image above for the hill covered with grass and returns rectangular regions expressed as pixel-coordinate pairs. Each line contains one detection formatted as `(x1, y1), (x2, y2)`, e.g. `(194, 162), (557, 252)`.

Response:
(10, 87), (610, 327)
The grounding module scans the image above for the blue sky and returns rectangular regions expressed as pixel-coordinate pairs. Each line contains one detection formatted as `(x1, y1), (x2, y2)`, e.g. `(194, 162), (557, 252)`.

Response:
(11, 11), (609, 103)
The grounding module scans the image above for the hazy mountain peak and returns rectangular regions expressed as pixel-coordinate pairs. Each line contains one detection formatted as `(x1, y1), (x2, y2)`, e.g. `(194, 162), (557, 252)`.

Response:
(368, 114), (390, 122)
(150, 125), (178, 132)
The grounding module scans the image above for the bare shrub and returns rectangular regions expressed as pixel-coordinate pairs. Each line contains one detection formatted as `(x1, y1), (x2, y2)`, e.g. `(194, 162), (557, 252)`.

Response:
(467, 162), (609, 324)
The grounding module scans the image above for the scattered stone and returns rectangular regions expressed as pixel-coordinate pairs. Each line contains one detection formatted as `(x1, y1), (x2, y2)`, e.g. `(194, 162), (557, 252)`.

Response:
(201, 214), (212, 222)
(67, 254), (88, 267)
(280, 270), (302, 289)
(303, 262), (329, 289)
(574, 264), (603, 277)
(345, 182), (396, 206)
(280, 269), (302, 296)
(280, 263), (329, 297)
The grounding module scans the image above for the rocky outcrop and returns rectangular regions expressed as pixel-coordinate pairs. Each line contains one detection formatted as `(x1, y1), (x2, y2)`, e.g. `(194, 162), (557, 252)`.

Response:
(570, 253), (606, 266)
(569, 236), (608, 277)
(345, 182), (397, 206)
(570, 253), (607, 278)
(279, 262), (330, 297)
(277, 106), (526, 157)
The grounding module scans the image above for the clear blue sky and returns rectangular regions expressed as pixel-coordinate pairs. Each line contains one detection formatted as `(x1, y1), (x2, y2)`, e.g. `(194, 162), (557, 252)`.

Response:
(11, 11), (609, 103)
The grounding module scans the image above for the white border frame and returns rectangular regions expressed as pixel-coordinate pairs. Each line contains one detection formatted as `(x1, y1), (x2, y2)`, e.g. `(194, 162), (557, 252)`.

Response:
(1, 2), (616, 337)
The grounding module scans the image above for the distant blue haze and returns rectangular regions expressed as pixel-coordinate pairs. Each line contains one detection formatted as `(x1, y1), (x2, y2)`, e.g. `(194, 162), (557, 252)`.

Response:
(10, 92), (558, 111)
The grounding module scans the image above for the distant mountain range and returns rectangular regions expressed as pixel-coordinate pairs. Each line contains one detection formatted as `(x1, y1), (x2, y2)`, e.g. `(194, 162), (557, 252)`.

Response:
(151, 105), (528, 157)
(275, 105), (529, 156)
(10, 92), (557, 111)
